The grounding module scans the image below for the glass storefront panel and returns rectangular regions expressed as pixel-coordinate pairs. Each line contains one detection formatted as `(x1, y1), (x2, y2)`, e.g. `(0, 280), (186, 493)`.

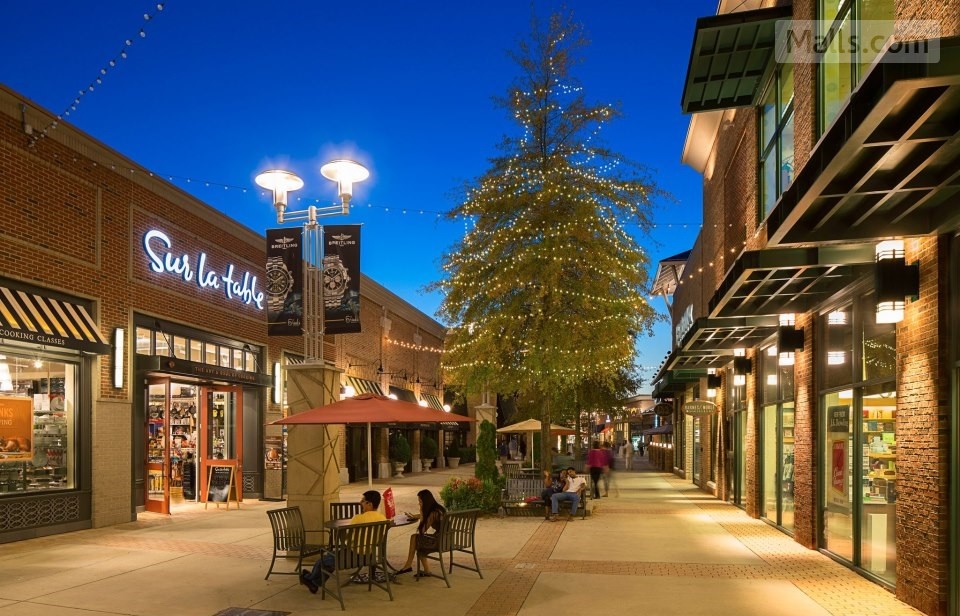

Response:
(0, 353), (77, 494)
(763, 404), (778, 521)
(736, 411), (747, 506)
(692, 417), (701, 482)
(821, 15), (853, 130)
(823, 391), (855, 561)
(860, 293), (896, 381)
(860, 385), (897, 584)
(781, 402), (796, 531)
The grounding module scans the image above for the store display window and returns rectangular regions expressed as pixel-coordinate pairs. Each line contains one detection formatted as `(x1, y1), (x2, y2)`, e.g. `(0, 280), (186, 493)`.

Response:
(0, 352), (77, 494)
(761, 343), (795, 532)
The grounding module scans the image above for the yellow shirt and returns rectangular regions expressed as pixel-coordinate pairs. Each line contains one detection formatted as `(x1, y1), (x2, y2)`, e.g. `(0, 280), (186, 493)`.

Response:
(350, 510), (387, 524)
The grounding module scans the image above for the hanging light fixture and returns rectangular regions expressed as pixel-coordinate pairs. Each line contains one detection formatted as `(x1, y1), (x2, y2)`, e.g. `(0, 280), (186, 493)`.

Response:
(777, 313), (803, 366)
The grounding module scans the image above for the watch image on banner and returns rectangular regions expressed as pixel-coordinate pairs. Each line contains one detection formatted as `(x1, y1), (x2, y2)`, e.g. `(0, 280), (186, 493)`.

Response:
(265, 228), (304, 336)
(322, 225), (361, 335)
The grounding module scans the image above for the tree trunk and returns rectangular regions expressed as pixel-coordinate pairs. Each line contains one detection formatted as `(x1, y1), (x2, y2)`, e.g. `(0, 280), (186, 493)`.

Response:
(540, 398), (552, 473)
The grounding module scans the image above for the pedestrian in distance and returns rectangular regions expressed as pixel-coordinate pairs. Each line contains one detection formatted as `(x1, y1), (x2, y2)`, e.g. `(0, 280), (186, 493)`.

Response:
(623, 439), (634, 471)
(587, 441), (605, 499)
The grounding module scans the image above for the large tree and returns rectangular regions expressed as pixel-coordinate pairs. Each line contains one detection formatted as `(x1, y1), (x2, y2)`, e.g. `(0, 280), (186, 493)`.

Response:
(434, 11), (662, 461)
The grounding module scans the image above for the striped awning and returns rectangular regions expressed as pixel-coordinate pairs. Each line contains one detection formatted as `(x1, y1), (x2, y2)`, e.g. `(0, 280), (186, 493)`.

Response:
(420, 393), (443, 411)
(346, 375), (384, 396)
(0, 286), (110, 354)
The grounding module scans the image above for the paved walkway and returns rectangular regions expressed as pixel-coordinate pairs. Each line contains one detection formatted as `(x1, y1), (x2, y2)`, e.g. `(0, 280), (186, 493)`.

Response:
(0, 459), (924, 615)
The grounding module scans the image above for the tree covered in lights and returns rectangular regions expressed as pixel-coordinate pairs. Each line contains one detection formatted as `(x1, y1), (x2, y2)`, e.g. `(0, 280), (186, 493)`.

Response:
(433, 11), (661, 460)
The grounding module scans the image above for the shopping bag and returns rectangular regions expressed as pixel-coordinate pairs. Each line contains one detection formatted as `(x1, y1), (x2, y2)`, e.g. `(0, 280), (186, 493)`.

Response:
(383, 487), (396, 519)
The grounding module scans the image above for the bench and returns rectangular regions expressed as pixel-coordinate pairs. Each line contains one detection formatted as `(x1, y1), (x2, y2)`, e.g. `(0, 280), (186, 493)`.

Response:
(500, 476), (589, 519)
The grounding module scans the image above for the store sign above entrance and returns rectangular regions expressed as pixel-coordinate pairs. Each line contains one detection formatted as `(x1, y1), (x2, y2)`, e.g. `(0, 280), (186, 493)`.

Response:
(683, 400), (717, 416)
(143, 230), (264, 310)
(675, 304), (694, 347)
(653, 402), (674, 417)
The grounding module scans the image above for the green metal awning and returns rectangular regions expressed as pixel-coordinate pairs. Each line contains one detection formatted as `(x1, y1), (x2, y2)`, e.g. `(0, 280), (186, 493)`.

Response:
(671, 315), (779, 369)
(651, 367), (704, 398)
(767, 36), (960, 245)
(680, 5), (791, 114)
(708, 245), (875, 318)
(420, 392), (443, 411)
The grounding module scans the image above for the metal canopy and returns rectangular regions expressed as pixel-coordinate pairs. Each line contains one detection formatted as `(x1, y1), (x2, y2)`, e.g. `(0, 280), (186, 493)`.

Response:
(680, 5), (791, 114)
(708, 245), (875, 318)
(667, 315), (780, 369)
(767, 36), (960, 245)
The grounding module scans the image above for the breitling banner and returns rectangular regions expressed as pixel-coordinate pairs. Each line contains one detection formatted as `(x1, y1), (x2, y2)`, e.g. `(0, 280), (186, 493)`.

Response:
(266, 228), (303, 336)
(322, 225), (361, 334)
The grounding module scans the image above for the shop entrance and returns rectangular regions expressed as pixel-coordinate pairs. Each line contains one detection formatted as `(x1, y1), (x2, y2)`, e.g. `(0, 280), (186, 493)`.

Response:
(145, 378), (242, 514)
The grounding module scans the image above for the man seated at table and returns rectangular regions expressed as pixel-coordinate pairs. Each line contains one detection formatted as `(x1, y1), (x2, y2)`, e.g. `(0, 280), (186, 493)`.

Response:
(300, 490), (386, 593)
(549, 467), (587, 521)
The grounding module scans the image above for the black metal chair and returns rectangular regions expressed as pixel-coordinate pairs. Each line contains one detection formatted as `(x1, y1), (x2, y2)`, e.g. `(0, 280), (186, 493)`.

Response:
(329, 502), (363, 521)
(416, 509), (482, 587)
(319, 519), (393, 610)
(265, 506), (325, 580)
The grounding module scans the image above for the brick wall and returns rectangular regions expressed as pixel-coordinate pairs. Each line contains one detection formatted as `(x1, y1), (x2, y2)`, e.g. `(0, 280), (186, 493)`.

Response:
(894, 235), (949, 616)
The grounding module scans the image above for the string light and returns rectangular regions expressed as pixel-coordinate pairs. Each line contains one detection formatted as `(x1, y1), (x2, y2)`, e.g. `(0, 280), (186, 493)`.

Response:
(384, 337), (444, 354)
(32, 3), (166, 145)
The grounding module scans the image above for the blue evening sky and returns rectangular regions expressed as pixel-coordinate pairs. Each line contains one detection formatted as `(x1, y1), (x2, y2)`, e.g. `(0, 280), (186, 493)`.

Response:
(1, 1), (715, 391)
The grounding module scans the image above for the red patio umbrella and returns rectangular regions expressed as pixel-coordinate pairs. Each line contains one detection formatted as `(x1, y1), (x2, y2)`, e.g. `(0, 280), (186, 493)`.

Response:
(271, 393), (474, 486)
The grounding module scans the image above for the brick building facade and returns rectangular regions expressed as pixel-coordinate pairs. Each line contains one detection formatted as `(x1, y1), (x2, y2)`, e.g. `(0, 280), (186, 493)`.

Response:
(653, 1), (960, 614)
(0, 83), (447, 542)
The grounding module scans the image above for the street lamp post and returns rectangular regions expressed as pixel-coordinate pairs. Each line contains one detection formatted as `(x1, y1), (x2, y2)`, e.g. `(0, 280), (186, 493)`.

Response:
(255, 160), (369, 361)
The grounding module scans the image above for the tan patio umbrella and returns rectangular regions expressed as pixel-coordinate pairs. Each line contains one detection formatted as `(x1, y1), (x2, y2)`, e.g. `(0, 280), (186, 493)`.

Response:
(271, 393), (474, 487)
(497, 419), (576, 468)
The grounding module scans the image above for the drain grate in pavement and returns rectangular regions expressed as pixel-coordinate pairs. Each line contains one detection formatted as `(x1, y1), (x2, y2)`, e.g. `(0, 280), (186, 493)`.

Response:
(213, 609), (290, 616)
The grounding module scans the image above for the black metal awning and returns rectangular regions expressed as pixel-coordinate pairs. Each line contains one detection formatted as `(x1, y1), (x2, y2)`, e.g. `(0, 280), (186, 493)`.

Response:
(670, 315), (780, 369)
(0, 285), (110, 354)
(389, 386), (418, 404)
(345, 376), (384, 396)
(680, 5), (792, 114)
(767, 36), (960, 245)
(709, 245), (875, 318)
(643, 424), (675, 436)
(651, 367), (704, 398)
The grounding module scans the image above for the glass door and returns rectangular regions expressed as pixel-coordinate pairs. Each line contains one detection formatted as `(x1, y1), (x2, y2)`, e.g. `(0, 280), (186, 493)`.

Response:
(692, 417), (702, 483)
(145, 380), (169, 514)
(168, 384), (199, 503)
(200, 386), (242, 502)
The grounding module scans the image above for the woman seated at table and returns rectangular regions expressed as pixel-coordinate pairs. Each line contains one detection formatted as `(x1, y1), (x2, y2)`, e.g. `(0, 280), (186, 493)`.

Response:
(396, 489), (445, 577)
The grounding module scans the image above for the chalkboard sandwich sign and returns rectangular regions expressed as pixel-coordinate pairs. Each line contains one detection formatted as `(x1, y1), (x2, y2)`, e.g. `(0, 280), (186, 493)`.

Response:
(205, 462), (240, 509)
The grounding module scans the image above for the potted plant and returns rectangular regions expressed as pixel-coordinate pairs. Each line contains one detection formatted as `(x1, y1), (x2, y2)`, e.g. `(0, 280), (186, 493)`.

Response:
(445, 442), (461, 469)
(390, 433), (411, 478)
(420, 435), (438, 473)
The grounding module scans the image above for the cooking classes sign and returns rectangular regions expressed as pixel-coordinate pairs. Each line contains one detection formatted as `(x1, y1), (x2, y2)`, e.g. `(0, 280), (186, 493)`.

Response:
(683, 400), (717, 417)
(322, 225), (361, 335)
(265, 228), (304, 336)
(0, 397), (33, 460)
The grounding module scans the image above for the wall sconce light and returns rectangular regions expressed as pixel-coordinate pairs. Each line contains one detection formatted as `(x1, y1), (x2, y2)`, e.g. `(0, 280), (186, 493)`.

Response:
(767, 374), (778, 386)
(418, 399), (429, 407)
(875, 239), (919, 324)
(776, 325), (804, 366)
(733, 357), (751, 386)
(112, 327), (125, 389)
(827, 310), (848, 325)
(706, 374), (721, 399)
(342, 384), (357, 398)
(272, 362), (282, 404)
(733, 348), (746, 357)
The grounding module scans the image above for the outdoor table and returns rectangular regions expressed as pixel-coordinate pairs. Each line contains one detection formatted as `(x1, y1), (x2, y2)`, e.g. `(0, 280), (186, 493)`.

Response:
(324, 517), (416, 582)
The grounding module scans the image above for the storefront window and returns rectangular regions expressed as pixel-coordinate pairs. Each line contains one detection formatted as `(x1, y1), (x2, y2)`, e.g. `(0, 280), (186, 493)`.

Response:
(761, 344), (795, 532)
(0, 352), (77, 494)
(759, 63), (795, 219)
(136, 327), (152, 354)
(205, 343), (217, 366)
(823, 390), (854, 561)
(190, 340), (202, 362)
(819, 0), (894, 133)
(820, 296), (896, 583)
(172, 336), (188, 360)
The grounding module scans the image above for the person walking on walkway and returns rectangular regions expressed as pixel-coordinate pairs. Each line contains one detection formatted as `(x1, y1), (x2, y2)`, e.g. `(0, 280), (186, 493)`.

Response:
(601, 441), (617, 496)
(587, 441), (605, 499)
(623, 439), (633, 470)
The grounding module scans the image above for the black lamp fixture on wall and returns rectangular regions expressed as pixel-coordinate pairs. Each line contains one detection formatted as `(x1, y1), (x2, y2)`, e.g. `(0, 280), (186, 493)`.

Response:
(776, 313), (804, 367)
(874, 239), (919, 324)
(732, 351), (752, 387)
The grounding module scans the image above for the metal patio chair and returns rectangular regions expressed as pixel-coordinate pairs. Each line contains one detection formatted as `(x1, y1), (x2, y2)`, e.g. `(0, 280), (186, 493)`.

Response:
(329, 502), (363, 521)
(416, 508), (483, 587)
(265, 506), (325, 580)
(319, 519), (393, 610)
